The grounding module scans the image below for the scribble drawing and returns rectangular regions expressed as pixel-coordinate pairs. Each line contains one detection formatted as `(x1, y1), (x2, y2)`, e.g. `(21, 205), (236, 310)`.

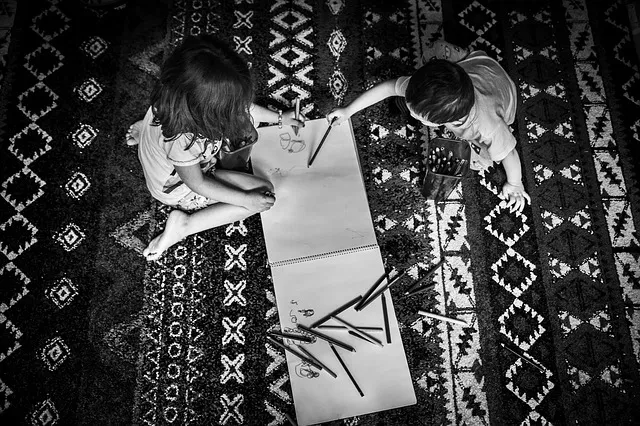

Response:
(280, 132), (306, 153)
(295, 363), (320, 379)
(298, 309), (314, 317)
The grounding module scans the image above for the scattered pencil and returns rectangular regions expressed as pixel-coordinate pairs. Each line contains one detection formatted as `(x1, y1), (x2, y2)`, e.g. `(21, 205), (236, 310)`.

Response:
(268, 329), (314, 343)
(382, 293), (391, 344)
(296, 344), (338, 378)
(404, 259), (444, 294)
(418, 310), (468, 327)
(297, 324), (356, 353)
(310, 295), (362, 328)
(307, 116), (337, 167)
(266, 335), (324, 371)
(403, 282), (436, 298)
(331, 315), (383, 347)
(317, 325), (383, 332)
(355, 271), (389, 311)
(330, 344), (364, 397)
(356, 269), (409, 311)
(293, 97), (301, 136)
(284, 412), (298, 426)
(499, 342), (545, 373)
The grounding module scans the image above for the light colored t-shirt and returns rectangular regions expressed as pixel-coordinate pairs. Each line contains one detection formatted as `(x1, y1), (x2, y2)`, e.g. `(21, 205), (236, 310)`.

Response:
(137, 107), (222, 206)
(396, 51), (518, 168)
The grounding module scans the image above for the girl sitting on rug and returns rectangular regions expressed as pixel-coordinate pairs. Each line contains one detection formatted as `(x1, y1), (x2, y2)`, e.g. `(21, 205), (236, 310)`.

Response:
(327, 40), (531, 213)
(126, 35), (303, 261)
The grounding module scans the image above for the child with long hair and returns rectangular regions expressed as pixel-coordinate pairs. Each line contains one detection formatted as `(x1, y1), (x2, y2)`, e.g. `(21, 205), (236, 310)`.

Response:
(328, 40), (531, 213)
(126, 35), (303, 261)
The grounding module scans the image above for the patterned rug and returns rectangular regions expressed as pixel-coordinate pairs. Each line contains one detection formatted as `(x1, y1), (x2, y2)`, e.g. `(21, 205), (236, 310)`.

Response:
(1, 0), (639, 425)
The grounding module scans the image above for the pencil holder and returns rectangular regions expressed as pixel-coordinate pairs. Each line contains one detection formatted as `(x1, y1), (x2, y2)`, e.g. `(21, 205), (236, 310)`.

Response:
(421, 137), (471, 202)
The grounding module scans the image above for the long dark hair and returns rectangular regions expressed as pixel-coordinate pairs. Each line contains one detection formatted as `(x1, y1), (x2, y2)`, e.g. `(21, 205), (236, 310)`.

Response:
(151, 35), (254, 147)
(406, 59), (474, 124)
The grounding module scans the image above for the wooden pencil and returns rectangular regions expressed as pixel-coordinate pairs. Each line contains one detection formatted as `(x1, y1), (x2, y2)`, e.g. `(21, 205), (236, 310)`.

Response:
(354, 271), (388, 311)
(331, 315), (383, 347)
(418, 310), (468, 327)
(266, 336), (323, 371)
(317, 325), (383, 332)
(309, 295), (362, 328)
(284, 412), (298, 426)
(499, 342), (544, 372)
(268, 329), (314, 343)
(382, 293), (391, 344)
(404, 258), (444, 294)
(297, 324), (356, 353)
(296, 344), (338, 378)
(356, 269), (408, 311)
(403, 282), (436, 298)
(307, 117), (337, 167)
(330, 344), (364, 397)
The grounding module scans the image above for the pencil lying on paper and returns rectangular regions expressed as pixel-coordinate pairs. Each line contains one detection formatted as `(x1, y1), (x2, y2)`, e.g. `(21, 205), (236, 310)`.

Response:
(307, 116), (337, 167)
(355, 271), (388, 311)
(356, 269), (409, 311)
(418, 310), (468, 327)
(297, 324), (356, 353)
(268, 329), (314, 343)
(266, 336), (323, 371)
(404, 258), (444, 294)
(331, 315), (383, 347)
(296, 344), (338, 378)
(499, 342), (544, 372)
(317, 325), (383, 332)
(330, 344), (364, 397)
(310, 295), (362, 328)
(293, 97), (300, 136)
(382, 293), (391, 344)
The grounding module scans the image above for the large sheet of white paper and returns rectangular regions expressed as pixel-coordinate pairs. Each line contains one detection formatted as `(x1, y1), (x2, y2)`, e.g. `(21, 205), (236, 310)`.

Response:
(252, 119), (416, 426)
(251, 119), (378, 265)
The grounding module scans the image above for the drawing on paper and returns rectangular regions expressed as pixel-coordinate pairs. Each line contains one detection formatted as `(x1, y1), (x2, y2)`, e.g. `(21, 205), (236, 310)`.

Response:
(280, 132), (306, 153)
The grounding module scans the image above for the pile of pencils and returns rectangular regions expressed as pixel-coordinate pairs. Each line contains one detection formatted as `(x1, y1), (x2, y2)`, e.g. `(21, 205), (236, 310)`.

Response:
(428, 147), (467, 176)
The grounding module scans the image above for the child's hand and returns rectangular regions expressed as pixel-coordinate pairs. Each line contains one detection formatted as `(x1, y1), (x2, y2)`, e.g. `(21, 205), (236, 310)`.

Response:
(282, 108), (305, 130)
(501, 182), (531, 213)
(243, 189), (276, 213)
(326, 108), (350, 126)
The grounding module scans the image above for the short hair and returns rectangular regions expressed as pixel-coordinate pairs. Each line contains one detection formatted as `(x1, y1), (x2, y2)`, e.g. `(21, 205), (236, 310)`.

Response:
(405, 59), (474, 124)
(151, 35), (254, 146)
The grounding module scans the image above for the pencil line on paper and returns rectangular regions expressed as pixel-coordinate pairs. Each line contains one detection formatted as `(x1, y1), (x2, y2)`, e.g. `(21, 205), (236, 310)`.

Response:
(330, 344), (364, 397)
(382, 293), (391, 344)
(297, 324), (356, 353)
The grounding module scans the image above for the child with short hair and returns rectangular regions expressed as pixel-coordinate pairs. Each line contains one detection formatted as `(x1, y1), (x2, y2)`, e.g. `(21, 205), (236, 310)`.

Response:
(127, 35), (303, 261)
(328, 40), (531, 213)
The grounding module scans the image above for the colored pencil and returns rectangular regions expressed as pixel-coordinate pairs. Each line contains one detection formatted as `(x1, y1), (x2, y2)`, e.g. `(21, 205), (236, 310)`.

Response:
(297, 324), (356, 353)
(354, 271), (389, 310)
(382, 293), (391, 344)
(330, 344), (364, 397)
(317, 325), (383, 332)
(418, 310), (468, 327)
(307, 116), (337, 167)
(296, 344), (338, 378)
(500, 342), (545, 372)
(268, 329), (314, 343)
(331, 315), (383, 347)
(284, 412), (298, 426)
(404, 258), (444, 294)
(309, 295), (362, 328)
(266, 336), (323, 371)
(293, 97), (300, 136)
(402, 281), (436, 298)
(356, 269), (409, 311)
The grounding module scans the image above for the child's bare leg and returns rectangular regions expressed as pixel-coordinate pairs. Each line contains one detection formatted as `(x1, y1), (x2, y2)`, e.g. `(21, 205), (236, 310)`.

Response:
(143, 170), (273, 261)
(126, 120), (144, 146)
(143, 203), (251, 261)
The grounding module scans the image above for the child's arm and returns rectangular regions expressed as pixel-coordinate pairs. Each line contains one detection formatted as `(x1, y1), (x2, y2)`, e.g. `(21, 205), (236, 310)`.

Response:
(500, 148), (531, 213)
(175, 164), (274, 213)
(250, 104), (304, 129)
(327, 79), (400, 125)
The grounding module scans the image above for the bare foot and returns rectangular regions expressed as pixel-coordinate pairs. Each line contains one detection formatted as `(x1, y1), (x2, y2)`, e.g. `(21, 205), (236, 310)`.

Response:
(143, 210), (189, 261)
(126, 120), (144, 146)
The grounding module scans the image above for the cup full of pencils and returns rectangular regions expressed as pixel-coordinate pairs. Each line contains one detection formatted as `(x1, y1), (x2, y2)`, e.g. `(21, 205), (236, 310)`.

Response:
(421, 137), (471, 202)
